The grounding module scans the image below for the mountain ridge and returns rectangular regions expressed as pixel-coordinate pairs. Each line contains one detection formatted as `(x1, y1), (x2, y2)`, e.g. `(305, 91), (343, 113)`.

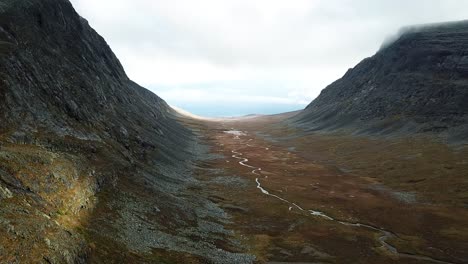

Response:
(290, 20), (468, 143)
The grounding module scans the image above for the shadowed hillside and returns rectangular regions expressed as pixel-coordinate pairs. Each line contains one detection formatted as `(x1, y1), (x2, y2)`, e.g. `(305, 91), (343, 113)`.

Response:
(0, 0), (253, 263)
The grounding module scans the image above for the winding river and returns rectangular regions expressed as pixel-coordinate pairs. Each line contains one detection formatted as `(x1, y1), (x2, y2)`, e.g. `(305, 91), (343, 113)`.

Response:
(225, 130), (457, 264)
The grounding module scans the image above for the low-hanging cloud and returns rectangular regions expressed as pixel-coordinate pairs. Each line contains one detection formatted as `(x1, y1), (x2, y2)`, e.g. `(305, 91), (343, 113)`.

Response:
(70, 0), (468, 116)
(380, 19), (468, 50)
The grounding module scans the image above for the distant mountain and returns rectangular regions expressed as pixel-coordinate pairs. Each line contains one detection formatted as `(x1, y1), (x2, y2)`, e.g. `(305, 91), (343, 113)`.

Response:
(290, 20), (468, 143)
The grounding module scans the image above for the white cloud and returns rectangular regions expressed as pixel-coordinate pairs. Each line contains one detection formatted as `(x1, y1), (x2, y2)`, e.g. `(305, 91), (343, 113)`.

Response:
(70, 0), (468, 116)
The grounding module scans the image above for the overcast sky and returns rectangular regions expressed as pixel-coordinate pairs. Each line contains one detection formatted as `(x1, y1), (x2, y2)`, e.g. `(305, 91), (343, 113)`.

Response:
(70, 0), (468, 117)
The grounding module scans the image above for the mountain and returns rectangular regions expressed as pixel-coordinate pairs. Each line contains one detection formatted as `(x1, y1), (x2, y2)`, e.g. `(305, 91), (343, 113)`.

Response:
(290, 20), (468, 143)
(3, 0), (467, 262)
(0, 0), (249, 263)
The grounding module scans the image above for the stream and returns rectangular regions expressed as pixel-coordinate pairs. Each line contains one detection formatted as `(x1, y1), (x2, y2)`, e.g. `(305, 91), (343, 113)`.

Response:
(225, 130), (458, 264)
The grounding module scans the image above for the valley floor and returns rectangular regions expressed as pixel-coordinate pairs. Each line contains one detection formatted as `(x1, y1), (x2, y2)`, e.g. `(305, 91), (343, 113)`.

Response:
(177, 113), (468, 263)
(10, 113), (465, 263)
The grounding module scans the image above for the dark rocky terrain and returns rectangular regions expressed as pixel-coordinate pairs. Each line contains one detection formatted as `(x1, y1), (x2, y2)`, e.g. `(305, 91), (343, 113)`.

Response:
(290, 20), (468, 143)
(0, 0), (253, 263)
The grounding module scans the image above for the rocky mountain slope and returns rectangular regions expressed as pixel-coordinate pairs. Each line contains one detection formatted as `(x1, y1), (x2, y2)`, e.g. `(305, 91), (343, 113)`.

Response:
(290, 20), (468, 143)
(0, 0), (251, 263)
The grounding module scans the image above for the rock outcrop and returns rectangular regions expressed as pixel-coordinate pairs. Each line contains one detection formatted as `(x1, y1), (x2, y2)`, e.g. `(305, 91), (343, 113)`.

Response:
(290, 20), (468, 143)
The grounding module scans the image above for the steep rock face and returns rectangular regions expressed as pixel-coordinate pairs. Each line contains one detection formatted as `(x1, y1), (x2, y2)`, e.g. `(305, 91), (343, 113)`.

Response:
(0, 0), (212, 262)
(0, 0), (188, 147)
(291, 21), (468, 142)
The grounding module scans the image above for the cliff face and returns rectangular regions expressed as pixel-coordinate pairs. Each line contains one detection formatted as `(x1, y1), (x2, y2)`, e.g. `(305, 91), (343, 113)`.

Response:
(0, 0), (213, 262)
(290, 21), (468, 142)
